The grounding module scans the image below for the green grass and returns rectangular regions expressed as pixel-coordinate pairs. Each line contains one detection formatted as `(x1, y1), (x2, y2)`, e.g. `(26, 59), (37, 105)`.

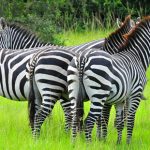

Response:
(59, 29), (115, 46)
(1, 29), (150, 150)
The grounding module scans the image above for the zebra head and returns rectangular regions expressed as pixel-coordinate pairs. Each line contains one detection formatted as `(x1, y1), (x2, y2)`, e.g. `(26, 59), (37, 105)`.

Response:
(0, 17), (7, 30)
(135, 17), (141, 24)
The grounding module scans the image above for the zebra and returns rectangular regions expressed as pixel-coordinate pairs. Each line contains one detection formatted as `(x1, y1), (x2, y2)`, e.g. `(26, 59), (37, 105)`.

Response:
(73, 15), (136, 138)
(68, 16), (150, 144)
(0, 45), (74, 129)
(0, 17), (49, 49)
(0, 17), (104, 135)
(27, 15), (135, 138)
(0, 17), (104, 130)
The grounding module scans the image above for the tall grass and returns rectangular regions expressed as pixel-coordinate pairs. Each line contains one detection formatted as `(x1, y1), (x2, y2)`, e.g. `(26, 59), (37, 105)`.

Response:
(0, 30), (150, 150)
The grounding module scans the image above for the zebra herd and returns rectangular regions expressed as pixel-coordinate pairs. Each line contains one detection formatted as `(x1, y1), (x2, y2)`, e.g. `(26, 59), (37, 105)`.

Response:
(0, 15), (149, 144)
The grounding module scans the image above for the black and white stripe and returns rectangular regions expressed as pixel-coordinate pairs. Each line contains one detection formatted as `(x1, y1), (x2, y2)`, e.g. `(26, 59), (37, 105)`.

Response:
(68, 17), (150, 144)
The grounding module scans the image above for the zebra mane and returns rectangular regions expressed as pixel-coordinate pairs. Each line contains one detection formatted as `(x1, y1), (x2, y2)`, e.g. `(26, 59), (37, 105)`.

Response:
(7, 22), (48, 45)
(104, 15), (131, 43)
(119, 16), (150, 50)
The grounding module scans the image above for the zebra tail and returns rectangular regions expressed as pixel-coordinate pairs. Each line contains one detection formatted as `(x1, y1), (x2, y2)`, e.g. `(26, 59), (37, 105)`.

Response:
(27, 54), (38, 128)
(76, 55), (87, 131)
(28, 77), (36, 128)
(76, 80), (84, 131)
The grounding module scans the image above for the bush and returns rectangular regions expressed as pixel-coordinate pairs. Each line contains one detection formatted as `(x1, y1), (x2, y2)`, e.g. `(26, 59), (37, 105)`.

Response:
(0, 0), (149, 44)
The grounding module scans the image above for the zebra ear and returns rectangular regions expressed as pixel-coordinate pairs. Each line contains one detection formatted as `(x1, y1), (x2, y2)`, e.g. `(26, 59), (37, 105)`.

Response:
(116, 18), (123, 28)
(130, 19), (135, 27)
(123, 33), (128, 40)
(135, 17), (141, 25)
(0, 17), (7, 30)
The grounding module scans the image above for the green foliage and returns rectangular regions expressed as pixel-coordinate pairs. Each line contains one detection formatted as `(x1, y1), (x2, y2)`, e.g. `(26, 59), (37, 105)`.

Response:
(0, 0), (149, 44)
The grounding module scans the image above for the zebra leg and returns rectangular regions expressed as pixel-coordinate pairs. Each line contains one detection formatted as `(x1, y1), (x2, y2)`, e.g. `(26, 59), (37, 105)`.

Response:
(59, 95), (72, 132)
(123, 100), (128, 127)
(33, 96), (57, 139)
(101, 104), (112, 140)
(71, 95), (84, 140)
(83, 75), (111, 141)
(84, 98), (105, 142)
(31, 98), (41, 132)
(84, 113), (98, 142)
(115, 102), (125, 144)
(96, 115), (102, 140)
(71, 102), (78, 140)
(126, 97), (140, 144)
(28, 77), (42, 133)
(96, 104), (111, 141)
(114, 102), (128, 128)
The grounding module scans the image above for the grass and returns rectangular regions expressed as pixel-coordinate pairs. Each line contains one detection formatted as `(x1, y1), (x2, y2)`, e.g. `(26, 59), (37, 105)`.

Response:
(58, 29), (115, 46)
(0, 29), (150, 150)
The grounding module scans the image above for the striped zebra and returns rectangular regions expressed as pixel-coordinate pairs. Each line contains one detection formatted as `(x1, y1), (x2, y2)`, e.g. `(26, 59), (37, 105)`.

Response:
(27, 15), (135, 138)
(0, 17), (105, 130)
(68, 17), (150, 144)
(73, 15), (136, 139)
(0, 17), (111, 136)
(0, 17), (49, 49)
(0, 46), (75, 131)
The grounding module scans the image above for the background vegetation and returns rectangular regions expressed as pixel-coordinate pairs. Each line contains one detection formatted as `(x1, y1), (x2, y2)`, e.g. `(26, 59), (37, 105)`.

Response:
(0, 0), (150, 45)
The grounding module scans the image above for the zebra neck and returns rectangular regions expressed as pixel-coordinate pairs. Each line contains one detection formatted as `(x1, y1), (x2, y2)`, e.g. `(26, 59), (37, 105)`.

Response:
(103, 29), (131, 54)
(124, 35), (150, 71)
(103, 18), (132, 54)
(8, 26), (47, 49)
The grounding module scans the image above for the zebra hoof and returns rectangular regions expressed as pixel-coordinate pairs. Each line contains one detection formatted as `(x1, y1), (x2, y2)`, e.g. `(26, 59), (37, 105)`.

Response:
(102, 137), (107, 142)
(32, 130), (40, 140)
(126, 138), (131, 145)
(116, 139), (121, 145)
(96, 134), (101, 141)
(71, 136), (76, 144)
(86, 138), (92, 143)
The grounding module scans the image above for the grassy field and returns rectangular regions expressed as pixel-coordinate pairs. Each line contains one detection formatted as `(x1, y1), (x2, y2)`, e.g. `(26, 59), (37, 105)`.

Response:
(0, 29), (150, 150)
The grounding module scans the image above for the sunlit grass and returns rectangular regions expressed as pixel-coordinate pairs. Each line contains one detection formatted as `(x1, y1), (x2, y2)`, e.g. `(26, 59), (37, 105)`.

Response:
(0, 30), (150, 149)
